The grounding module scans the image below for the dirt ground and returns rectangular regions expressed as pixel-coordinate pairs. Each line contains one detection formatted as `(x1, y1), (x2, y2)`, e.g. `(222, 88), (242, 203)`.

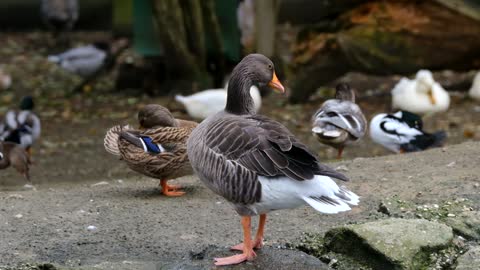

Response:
(0, 32), (480, 268)
(1, 141), (479, 268)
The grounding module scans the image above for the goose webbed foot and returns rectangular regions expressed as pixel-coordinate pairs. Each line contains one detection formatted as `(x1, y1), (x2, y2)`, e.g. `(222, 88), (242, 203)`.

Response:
(215, 216), (256, 266)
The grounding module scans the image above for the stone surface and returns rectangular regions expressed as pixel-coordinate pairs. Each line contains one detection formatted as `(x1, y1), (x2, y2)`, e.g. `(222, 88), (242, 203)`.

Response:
(159, 246), (329, 270)
(324, 218), (454, 269)
(456, 246), (480, 270)
(443, 211), (480, 240)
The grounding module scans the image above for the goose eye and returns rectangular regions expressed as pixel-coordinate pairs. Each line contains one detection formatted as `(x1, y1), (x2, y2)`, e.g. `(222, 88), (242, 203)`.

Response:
(267, 64), (273, 70)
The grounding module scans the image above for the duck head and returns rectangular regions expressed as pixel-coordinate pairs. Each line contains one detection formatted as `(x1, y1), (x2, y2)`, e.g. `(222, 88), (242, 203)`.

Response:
(226, 54), (284, 114)
(20, 96), (34, 110)
(416, 70), (436, 105)
(138, 104), (177, 129)
(334, 83), (356, 103)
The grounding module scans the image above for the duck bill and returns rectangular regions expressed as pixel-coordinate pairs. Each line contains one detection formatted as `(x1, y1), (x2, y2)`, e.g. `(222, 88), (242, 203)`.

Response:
(268, 72), (285, 94)
(427, 89), (436, 105)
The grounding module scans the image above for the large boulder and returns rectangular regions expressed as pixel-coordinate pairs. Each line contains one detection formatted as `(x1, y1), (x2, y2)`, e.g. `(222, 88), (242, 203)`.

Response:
(443, 211), (480, 240)
(324, 218), (453, 269)
(456, 246), (480, 270)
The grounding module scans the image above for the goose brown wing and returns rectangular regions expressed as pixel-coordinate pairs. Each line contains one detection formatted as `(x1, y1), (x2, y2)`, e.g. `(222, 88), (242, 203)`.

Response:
(205, 114), (349, 181)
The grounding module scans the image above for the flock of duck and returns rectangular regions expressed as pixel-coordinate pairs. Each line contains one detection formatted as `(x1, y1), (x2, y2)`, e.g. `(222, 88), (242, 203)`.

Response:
(0, 53), (478, 266)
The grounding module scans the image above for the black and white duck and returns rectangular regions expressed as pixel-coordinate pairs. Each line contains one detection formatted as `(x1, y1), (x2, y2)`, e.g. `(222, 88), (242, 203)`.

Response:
(47, 42), (110, 78)
(187, 54), (359, 266)
(0, 96), (41, 155)
(369, 110), (446, 153)
(311, 83), (366, 159)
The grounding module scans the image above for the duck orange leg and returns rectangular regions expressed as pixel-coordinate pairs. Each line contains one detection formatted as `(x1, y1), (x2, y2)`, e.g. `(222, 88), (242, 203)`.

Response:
(160, 179), (185, 197)
(215, 216), (256, 266)
(231, 214), (266, 250)
(336, 146), (344, 160)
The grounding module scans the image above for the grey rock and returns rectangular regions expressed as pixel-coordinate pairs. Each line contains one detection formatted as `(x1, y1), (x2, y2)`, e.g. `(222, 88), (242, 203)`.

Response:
(456, 246), (480, 270)
(160, 246), (328, 270)
(443, 211), (480, 240)
(324, 218), (453, 269)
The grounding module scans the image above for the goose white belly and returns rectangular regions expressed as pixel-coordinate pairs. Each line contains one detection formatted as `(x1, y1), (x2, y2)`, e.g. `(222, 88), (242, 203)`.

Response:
(245, 175), (359, 215)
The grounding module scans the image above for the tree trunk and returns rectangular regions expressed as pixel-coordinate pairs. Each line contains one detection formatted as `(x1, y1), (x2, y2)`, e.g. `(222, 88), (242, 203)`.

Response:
(152, 0), (211, 91)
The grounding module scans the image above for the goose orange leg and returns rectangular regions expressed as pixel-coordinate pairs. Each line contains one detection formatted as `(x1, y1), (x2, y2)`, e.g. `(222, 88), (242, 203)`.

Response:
(160, 179), (185, 197)
(215, 216), (256, 266)
(231, 214), (266, 251)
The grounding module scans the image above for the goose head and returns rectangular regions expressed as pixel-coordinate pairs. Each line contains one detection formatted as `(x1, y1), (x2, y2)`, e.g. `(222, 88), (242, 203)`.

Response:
(415, 70), (436, 105)
(226, 54), (284, 115)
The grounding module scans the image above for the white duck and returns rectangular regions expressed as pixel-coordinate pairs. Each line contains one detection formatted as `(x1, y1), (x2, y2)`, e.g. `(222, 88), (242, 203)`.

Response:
(468, 72), (480, 101)
(391, 70), (450, 114)
(175, 85), (261, 120)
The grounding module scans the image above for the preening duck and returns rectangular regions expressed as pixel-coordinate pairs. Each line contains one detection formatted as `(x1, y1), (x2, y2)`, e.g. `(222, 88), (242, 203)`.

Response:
(186, 54), (359, 266)
(391, 70), (450, 114)
(0, 141), (31, 183)
(47, 42), (109, 78)
(174, 85), (261, 120)
(369, 110), (446, 153)
(0, 96), (41, 155)
(104, 104), (197, 196)
(312, 83), (366, 159)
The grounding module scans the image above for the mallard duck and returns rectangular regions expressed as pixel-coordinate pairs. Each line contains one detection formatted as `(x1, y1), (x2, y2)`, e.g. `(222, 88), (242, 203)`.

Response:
(312, 83), (366, 159)
(187, 54), (358, 266)
(0, 141), (31, 183)
(104, 104), (197, 196)
(41, 0), (79, 33)
(174, 85), (261, 120)
(391, 70), (450, 114)
(369, 110), (446, 153)
(0, 96), (41, 155)
(47, 42), (109, 78)
(469, 71), (480, 101)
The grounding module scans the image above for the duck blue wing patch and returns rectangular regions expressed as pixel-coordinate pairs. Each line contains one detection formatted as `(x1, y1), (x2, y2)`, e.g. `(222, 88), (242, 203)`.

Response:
(141, 136), (163, 153)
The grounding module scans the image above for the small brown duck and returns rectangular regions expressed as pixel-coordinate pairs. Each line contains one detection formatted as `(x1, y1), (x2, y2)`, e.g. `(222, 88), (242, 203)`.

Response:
(0, 141), (31, 183)
(104, 104), (197, 196)
(311, 83), (366, 159)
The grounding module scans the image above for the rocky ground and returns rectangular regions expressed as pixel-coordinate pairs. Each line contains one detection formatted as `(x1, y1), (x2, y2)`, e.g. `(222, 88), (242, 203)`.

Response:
(0, 142), (479, 269)
(0, 32), (480, 269)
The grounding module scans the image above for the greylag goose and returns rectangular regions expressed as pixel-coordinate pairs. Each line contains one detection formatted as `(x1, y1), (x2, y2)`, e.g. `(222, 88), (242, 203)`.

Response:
(187, 54), (359, 266)
(369, 110), (446, 153)
(311, 83), (366, 159)
(0, 96), (41, 156)
(104, 104), (197, 196)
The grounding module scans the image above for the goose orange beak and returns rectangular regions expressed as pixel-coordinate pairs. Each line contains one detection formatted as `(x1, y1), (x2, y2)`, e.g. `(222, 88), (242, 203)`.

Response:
(268, 72), (285, 94)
